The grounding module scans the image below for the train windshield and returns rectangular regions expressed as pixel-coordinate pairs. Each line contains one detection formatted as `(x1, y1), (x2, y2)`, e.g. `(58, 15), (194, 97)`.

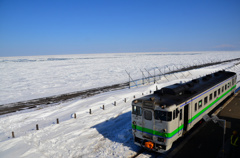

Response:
(154, 110), (172, 121)
(132, 105), (142, 116)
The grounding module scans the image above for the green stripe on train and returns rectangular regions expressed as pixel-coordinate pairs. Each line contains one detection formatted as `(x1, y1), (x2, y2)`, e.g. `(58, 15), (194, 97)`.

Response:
(132, 85), (236, 138)
(188, 85), (236, 123)
(132, 124), (184, 138)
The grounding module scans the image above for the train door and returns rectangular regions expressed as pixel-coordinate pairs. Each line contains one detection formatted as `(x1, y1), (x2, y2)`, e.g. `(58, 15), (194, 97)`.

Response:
(178, 108), (183, 136)
(183, 104), (189, 132)
(142, 109), (153, 139)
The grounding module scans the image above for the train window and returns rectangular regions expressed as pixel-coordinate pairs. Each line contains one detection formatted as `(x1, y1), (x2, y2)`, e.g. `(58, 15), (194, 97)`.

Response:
(204, 97), (208, 105)
(228, 82), (231, 87)
(225, 84), (227, 90)
(154, 110), (172, 121)
(222, 86), (224, 92)
(132, 106), (136, 114)
(167, 112), (172, 121)
(132, 105), (142, 116)
(144, 110), (152, 120)
(232, 78), (234, 85)
(176, 108), (179, 118)
(214, 91), (217, 98)
(173, 110), (176, 120)
(198, 100), (202, 109)
(218, 88), (220, 95)
(195, 103), (197, 112)
(209, 93), (213, 101)
(180, 109), (182, 120)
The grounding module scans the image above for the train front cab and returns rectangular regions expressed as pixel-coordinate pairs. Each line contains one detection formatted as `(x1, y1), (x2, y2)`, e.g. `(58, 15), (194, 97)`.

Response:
(132, 100), (182, 153)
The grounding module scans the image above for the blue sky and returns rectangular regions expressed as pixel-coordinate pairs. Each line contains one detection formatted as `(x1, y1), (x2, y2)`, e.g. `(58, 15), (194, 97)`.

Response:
(0, 0), (240, 57)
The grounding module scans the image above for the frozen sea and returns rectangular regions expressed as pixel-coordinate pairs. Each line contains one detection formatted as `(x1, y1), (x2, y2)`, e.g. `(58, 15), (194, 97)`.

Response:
(0, 51), (240, 104)
(0, 51), (240, 158)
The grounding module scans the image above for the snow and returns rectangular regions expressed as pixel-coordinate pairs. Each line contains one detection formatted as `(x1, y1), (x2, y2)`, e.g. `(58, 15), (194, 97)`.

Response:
(0, 51), (240, 158)
(1, 51), (240, 105)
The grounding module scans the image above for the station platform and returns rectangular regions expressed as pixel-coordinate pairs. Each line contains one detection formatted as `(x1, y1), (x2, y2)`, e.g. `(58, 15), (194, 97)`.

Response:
(165, 91), (240, 158)
(217, 91), (240, 158)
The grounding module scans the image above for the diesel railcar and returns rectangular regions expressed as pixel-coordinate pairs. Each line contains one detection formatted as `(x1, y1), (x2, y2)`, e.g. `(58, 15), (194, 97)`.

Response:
(131, 70), (237, 153)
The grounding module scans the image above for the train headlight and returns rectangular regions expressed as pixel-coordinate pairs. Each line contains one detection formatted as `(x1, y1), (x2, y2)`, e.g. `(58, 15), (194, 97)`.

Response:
(161, 105), (166, 109)
(134, 100), (138, 104)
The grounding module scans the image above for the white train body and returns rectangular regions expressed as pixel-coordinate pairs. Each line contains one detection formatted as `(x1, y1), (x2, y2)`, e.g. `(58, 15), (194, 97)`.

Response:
(131, 70), (237, 153)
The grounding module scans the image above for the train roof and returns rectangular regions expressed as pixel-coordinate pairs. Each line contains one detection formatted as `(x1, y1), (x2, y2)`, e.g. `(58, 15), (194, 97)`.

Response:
(144, 70), (236, 107)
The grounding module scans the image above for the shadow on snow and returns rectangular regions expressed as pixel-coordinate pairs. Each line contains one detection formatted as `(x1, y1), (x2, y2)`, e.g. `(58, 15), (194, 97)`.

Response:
(91, 111), (141, 152)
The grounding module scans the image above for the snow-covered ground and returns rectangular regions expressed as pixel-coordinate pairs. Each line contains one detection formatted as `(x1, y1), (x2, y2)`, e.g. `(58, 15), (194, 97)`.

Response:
(0, 52), (240, 158)
(0, 51), (240, 105)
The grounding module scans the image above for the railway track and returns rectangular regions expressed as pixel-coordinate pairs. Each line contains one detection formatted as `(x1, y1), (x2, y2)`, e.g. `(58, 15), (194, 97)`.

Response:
(1, 57), (240, 115)
(131, 148), (167, 158)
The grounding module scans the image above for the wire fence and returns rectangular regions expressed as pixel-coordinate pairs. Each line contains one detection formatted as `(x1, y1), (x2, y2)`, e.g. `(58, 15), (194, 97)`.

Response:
(127, 59), (240, 89)
(127, 64), (193, 88)
(5, 89), (156, 140)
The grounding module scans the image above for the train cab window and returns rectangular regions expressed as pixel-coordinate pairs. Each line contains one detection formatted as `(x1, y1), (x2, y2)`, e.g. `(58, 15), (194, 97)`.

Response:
(214, 91), (217, 98)
(198, 100), (202, 109)
(132, 105), (142, 116)
(222, 86), (224, 93)
(209, 93), (213, 101)
(179, 109), (182, 120)
(218, 88), (221, 95)
(204, 97), (208, 105)
(173, 110), (176, 120)
(154, 110), (172, 121)
(195, 103), (197, 112)
(144, 110), (152, 120)
(225, 84), (227, 90)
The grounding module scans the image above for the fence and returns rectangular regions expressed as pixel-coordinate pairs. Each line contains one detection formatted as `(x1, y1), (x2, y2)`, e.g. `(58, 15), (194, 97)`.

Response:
(126, 64), (193, 88)
(127, 59), (240, 89)
(7, 89), (155, 139)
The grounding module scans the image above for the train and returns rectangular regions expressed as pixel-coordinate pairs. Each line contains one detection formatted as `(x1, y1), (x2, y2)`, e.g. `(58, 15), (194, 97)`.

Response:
(131, 70), (237, 153)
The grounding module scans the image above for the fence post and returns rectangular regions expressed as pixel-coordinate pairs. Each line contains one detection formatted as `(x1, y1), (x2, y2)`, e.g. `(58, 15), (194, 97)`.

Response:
(103, 105), (105, 110)
(12, 131), (15, 138)
(36, 124), (39, 130)
(74, 113), (77, 119)
(89, 109), (92, 114)
(114, 101), (116, 106)
(57, 118), (59, 124)
(125, 70), (138, 88)
(124, 98), (127, 102)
